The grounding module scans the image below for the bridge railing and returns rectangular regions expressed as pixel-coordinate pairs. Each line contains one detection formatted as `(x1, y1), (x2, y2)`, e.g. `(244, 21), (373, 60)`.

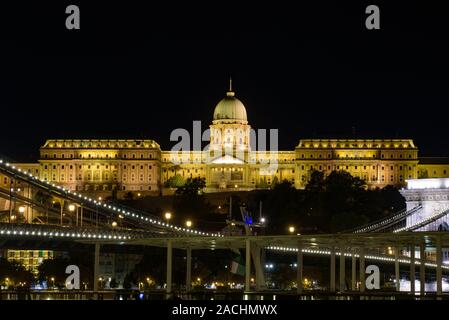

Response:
(0, 159), (222, 237)
(2, 289), (449, 300)
(394, 208), (449, 233)
(351, 205), (422, 233)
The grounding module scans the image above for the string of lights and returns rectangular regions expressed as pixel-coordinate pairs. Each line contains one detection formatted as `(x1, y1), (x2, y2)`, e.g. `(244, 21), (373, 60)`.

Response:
(394, 208), (449, 233)
(0, 159), (224, 238)
(354, 205), (422, 233)
(266, 246), (449, 270)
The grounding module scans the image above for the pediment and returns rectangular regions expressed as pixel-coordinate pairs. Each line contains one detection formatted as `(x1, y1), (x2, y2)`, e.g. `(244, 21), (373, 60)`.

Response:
(210, 154), (244, 164)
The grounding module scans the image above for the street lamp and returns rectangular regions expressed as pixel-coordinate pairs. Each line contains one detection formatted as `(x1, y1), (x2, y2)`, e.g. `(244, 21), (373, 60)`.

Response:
(185, 220), (193, 228)
(18, 206), (25, 213)
(164, 212), (172, 221)
(68, 204), (78, 226)
(111, 221), (118, 227)
(288, 226), (295, 234)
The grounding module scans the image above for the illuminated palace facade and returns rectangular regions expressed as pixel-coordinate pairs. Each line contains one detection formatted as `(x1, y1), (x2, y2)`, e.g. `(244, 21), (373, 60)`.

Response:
(8, 86), (449, 198)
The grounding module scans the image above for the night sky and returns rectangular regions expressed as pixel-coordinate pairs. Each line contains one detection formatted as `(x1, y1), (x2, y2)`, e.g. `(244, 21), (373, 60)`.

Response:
(1, 1), (449, 161)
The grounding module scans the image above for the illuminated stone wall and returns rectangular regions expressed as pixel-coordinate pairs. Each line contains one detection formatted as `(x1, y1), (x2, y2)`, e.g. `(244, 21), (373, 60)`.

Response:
(296, 139), (419, 189)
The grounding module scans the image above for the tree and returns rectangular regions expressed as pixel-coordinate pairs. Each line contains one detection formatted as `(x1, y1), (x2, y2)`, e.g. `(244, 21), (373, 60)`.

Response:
(255, 170), (405, 234)
(0, 258), (34, 288)
(264, 180), (303, 234)
(269, 264), (296, 290)
(305, 170), (325, 192)
(175, 178), (206, 196)
(324, 170), (366, 194)
(173, 178), (210, 218)
(37, 258), (68, 286)
(164, 174), (185, 188)
(37, 253), (93, 289)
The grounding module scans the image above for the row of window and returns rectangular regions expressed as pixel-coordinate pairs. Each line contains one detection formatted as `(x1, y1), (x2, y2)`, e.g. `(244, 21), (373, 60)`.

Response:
(300, 173), (411, 183)
(43, 153), (156, 159)
(44, 173), (155, 182)
(164, 168), (203, 173)
(300, 165), (415, 171)
(300, 153), (415, 159)
(43, 164), (153, 170)
(78, 184), (155, 191)
(8, 250), (52, 258)
(299, 142), (412, 149)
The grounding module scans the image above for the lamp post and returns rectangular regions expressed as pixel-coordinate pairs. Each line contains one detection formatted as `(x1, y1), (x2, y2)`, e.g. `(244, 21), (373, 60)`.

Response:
(164, 212), (172, 221)
(96, 204), (99, 229)
(60, 200), (65, 226)
(68, 204), (76, 226)
(186, 220), (193, 228)
(288, 226), (295, 234)
(8, 179), (15, 223)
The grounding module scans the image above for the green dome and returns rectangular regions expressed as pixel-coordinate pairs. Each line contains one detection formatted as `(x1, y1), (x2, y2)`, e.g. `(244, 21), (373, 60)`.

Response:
(213, 91), (248, 123)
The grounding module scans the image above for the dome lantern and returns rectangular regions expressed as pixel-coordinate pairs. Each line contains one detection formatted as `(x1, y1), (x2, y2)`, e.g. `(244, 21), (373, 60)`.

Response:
(213, 79), (247, 124)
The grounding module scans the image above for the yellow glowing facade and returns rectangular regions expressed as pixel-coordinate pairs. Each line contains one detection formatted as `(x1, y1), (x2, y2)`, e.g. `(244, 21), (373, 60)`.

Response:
(296, 139), (419, 188)
(7, 250), (54, 274)
(5, 86), (449, 196)
(38, 139), (161, 194)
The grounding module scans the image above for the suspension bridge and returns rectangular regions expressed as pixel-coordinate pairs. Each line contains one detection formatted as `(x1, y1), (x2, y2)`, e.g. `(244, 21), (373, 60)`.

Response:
(2, 156), (449, 299)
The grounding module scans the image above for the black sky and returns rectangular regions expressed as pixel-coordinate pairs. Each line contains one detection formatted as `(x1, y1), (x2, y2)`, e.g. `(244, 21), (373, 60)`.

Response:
(1, 1), (449, 161)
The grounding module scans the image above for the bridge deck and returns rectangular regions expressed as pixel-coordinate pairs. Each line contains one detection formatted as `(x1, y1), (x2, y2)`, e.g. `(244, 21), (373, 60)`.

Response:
(92, 232), (449, 249)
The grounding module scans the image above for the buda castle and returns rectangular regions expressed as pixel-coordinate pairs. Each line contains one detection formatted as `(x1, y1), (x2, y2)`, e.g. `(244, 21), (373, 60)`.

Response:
(6, 83), (449, 198)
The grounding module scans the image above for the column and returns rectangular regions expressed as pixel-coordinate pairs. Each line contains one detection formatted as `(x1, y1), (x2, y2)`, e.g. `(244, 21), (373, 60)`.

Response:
(395, 247), (400, 291)
(351, 250), (356, 291)
(111, 253), (116, 288)
(436, 237), (442, 296)
(60, 200), (64, 225)
(186, 247), (192, 292)
(330, 246), (336, 292)
(76, 206), (79, 226)
(245, 238), (251, 292)
(166, 239), (173, 294)
(359, 247), (365, 292)
(8, 180), (13, 223)
(254, 245), (263, 291)
(339, 245), (346, 292)
(93, 242), (100, 294)
(297, 242), (303, 295)
(420, 243), (425, 295)
(410, 243), (415, 294)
